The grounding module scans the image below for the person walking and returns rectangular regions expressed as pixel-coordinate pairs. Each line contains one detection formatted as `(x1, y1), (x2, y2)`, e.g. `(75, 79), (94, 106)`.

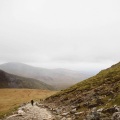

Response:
(31, 100), (34, 106)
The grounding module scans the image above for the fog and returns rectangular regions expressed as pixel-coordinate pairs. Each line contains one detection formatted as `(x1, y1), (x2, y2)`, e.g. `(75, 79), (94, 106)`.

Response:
(0, 0), (120, 73)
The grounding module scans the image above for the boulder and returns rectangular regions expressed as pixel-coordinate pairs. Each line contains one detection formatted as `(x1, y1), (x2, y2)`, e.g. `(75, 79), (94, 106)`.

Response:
(112, 112), (120, 120)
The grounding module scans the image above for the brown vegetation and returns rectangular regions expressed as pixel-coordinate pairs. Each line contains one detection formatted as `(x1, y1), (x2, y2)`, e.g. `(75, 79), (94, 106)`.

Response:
(0, 89), (57, 118)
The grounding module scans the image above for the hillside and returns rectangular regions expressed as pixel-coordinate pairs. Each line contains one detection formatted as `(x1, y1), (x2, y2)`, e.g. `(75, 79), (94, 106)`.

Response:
(45, 62), (120, 119)
(0, 62), (90, 89)
(0, 70), (53, 90)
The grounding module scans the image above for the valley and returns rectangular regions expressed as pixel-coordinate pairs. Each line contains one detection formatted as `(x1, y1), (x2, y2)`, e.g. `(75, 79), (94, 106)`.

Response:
(0, 62), (90, 90)
(0, 70), (54, 90)
(0, 89), (57, 119)
(0, 62), (120, 119)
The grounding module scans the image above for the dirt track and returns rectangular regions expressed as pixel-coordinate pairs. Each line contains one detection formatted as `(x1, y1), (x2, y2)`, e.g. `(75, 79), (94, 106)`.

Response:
(4, 103), (55, 120)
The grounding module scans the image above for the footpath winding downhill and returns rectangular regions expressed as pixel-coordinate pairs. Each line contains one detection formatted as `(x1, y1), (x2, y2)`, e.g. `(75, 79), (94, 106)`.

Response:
(4, 103), (55, 120)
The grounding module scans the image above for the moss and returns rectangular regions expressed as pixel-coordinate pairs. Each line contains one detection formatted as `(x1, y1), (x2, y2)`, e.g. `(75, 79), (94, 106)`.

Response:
(112, 94), (120, 105)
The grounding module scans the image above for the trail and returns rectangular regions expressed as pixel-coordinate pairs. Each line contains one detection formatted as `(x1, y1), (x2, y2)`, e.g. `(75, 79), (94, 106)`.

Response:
(4, 103), (55, 120)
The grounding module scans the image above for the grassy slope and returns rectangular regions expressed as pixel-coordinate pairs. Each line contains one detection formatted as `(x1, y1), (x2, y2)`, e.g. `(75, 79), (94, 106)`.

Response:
(0, 89), (57, 118)
(46, 62), (120, 110)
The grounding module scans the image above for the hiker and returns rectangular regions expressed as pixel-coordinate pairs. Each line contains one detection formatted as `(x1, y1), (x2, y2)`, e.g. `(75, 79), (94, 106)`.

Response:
(31, 100), (34, 106)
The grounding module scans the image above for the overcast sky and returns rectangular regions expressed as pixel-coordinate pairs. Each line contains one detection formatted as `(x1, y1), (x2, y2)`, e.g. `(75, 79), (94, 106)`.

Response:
(0, 0), (120, 73)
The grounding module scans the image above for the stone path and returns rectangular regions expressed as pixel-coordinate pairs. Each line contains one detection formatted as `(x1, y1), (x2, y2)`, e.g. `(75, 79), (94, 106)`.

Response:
(4, 103), (55, 120)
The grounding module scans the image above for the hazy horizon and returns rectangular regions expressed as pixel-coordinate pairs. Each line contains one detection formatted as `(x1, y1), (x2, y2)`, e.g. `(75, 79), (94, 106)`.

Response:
(0, 0), (120, 74)
(0, 61), (118, 75)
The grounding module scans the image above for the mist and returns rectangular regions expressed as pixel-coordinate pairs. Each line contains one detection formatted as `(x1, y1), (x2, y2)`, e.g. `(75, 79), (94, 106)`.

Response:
(0, 0), (120, 74)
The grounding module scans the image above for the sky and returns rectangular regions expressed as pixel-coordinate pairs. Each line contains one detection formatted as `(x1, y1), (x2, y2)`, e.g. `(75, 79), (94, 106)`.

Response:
(0, 0), (120, 74)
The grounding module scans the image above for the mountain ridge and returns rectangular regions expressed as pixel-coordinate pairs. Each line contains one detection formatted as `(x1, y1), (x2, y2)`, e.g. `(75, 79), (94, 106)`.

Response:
(0, 69), (54, 90)
(0, 62), (90, 90)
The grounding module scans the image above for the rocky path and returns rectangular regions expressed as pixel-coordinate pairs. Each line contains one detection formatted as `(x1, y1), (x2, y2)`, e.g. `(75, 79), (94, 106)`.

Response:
(4, 103), (55, 120)
(3, 102), (120, 120)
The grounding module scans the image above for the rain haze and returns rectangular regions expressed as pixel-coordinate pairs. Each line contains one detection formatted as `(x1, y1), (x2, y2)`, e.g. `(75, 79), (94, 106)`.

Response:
(0, 0), (120, 74)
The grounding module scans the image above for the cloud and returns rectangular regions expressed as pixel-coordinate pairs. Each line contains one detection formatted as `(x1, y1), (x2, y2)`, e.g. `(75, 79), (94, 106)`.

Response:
(0, 0), (120, 73)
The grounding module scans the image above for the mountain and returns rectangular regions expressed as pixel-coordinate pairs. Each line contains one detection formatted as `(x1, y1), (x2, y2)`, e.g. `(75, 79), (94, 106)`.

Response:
(0, 70), (53, 90)
(45, 62), (120, 119)
(0, 62), (90, 90)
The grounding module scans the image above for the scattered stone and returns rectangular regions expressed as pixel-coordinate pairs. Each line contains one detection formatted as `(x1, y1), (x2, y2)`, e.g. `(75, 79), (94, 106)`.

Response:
(71, 105), (76, 109)
(62, 112), (69, 116)
(66, 118), (72, 120)
(86, 107), (100, 120)
(61, 117), (66, 120)
(97, 108), (104, 112)
(6, 114), (18, 119)
(70, 108), (76, 114)
(5, 103), (55, 120)
(17, 109), (25, 116)
(75, 111), (84, 115)
(103, 106), (118, 114)
(112, 112), (120, 120)
(56, 115), (62, 119)
(56, 108), (61, 114)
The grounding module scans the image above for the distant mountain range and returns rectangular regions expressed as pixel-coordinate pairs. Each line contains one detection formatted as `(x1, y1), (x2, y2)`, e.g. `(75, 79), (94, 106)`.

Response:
(0, 62), (90, 89)
(0, 70), (53, 90)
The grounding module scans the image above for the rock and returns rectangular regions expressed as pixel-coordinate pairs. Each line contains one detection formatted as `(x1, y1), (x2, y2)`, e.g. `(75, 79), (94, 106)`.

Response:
(17, 109), (25, 116)
(44, 105), (49, 108)
(71, 105), (76, 109)
(112, 112), (120, 120)
(61, 107), (67, 112)
(115, 106), (120, 112)
(61, 117), (67, 120)
(100, 113), (108, 119)
(103, 106), (118, 114)
(6, 114), (18, 119)
(66, 118), (72, 120)
(108, 98), (112, 102)
(76, 105), (81, 110)
(83, 102), (89, 107)
(56, 115), (63, 119)
(70, 108), (76, 114)
(62, 112), (69, 116)
(73, 98), (83, 104)
(96, 98), (104, 105)
(86, 108), (100, 120)
(97, 108), (104, 112)
(88, 103), (98, 109)
(106, 91), (114, 96)
(75, 111), (84, 115)
(55, 108), (61, 114)
(36, 103), (43, 107)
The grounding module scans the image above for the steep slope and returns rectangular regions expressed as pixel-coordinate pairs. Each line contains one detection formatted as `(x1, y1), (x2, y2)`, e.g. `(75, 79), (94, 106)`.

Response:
(45, 62), (120, 119)
(0, 70), (53, 90)
(0, 62), (90, 89)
